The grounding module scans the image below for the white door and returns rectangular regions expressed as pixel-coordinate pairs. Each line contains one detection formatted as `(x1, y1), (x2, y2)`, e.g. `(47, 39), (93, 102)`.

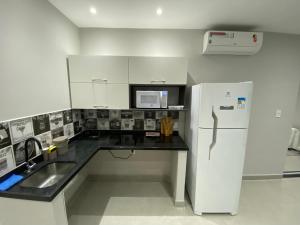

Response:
(68, 56), (129, 83)
(70, 83), (94, 109)
(195, 128), (247, 214)
(197, 83), (253, 128)
(129, 57), (187, 84)
(106, 84), (129, 109)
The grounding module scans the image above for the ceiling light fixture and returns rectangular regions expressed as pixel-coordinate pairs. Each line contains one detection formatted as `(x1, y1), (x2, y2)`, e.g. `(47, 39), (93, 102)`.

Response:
(90, 6), (97, 15)
(156, 7), (163, 16)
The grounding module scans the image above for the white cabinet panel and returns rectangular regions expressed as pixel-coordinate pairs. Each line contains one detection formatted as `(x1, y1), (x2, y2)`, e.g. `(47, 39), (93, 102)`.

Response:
(93, 83), (107, 109)
(107, 84), (129, 109)
(70, 83), (129, 109)
(70, 83), (94, 109)
(129, 57), (187, 84)
(68, 56), (129, 83)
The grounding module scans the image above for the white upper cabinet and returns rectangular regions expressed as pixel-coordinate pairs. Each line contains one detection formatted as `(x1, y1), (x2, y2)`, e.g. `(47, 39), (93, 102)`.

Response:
(129, 57), (188, 84)
(68, 56), (129, 83)
(93, 83), (129, 109)
(70, 83), (129, 109)
(70, 83), (94, 109)
(69, 56), (186, 110)
(106, 84), (129, 109)
(93, 83), (107, 109)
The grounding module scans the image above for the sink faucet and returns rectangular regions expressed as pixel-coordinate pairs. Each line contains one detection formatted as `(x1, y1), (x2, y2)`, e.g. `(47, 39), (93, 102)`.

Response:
(24, 137), (42, 172)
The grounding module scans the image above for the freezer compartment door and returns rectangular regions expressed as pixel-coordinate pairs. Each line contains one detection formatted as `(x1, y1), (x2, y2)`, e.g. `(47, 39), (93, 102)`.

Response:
(195, 128), (248, 214)
(197, 83), (253, 128)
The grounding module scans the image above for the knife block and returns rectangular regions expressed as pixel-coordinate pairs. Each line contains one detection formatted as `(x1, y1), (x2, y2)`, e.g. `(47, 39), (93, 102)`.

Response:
(160, 117), (174, 136)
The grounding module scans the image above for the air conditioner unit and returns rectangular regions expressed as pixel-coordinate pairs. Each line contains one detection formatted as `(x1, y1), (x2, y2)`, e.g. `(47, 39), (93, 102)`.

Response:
(203, 31), (263, 55)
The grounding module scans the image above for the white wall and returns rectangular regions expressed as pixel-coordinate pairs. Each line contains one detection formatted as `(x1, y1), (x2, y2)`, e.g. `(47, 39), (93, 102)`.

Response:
(293, 88), (300, 129)
(80, 28), (202, 56)
(80, 28), (300, 176)
(0, 0), (80, 121)
(188, 33), (300, 176)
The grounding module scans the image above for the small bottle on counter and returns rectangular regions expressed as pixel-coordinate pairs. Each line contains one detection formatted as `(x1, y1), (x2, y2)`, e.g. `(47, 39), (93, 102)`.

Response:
(53, 136), (69, 156)
(48, 145), (57, 160)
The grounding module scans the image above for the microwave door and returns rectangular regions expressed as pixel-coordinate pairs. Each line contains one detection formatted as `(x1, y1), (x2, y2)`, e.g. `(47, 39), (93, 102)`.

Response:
(136, 91), (161, 108)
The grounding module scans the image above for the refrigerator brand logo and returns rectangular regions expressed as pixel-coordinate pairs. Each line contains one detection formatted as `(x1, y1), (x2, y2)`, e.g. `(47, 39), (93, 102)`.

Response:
(225, 91), (231, 97)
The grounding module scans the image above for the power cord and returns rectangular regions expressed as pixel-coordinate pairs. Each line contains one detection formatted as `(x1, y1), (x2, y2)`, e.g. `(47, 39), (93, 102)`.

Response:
(108, 150), (135, 159)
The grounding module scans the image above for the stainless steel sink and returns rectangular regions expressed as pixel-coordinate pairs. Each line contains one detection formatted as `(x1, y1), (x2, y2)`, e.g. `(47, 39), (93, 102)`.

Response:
(20, 162), (76, 188)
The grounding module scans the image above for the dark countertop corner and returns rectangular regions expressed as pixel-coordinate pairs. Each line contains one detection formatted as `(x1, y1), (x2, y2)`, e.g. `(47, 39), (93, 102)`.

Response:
(0, 130), (188, 202)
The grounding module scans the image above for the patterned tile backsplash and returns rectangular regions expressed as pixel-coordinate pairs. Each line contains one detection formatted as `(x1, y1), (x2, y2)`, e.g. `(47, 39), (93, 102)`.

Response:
(0, 109), (83, 177)
(83, 109), (180, 131)
(0, 108), (182, 178)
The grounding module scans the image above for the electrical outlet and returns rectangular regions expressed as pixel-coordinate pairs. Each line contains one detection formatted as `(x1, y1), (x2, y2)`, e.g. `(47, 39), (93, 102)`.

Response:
(275, 109), (282, 118)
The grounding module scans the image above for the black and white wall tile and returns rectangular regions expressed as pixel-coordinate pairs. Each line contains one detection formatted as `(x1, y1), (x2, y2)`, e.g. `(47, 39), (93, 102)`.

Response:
(0, 108), (181, 177)
(0, 146), (15, 177)
(82, 109), (180, 131)
(144, 119), (156, 130)
(36, 131), (52, 149)
(85, 109), (97, 119)
(13, 140), (38, 166)
(64, 123), (75, 139)
(51, 127), (64, 139)
(63, 110), (73, 125)
(85, 118), (97, 130)
(49, 112), (63, 130)
(0, 109), (83, 178)
(32, 114), (50, 136)
(134, 119), (144, 130)
(10, 118), (34, 144)
(155, 111), (168, 119)
(97, 119), (109, 130)
(0, 123), (11, 149)
(121, 119), (134, 130)
(133, 111), (144, 119)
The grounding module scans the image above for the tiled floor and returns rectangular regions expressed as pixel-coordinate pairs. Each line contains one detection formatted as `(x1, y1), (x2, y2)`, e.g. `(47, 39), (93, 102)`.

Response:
(68, 178), (300, 225)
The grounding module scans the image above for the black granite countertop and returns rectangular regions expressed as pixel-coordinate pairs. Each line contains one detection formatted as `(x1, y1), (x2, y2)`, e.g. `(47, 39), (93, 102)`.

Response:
(0, 131), (188, 202)
(83, 130), (189, 150)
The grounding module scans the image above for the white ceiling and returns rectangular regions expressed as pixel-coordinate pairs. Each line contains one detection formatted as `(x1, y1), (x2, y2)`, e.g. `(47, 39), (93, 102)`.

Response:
(49, 0), (300, 35)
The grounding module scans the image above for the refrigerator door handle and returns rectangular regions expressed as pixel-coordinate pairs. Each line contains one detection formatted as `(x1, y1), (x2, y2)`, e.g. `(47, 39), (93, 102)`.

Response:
(209, 107), (218, 160)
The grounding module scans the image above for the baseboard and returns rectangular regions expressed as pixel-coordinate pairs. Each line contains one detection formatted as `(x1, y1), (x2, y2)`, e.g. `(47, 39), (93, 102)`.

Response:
(283, 171), (300, 178)
(288, 148), (300, 151)
(174, 201), (185, 207)
(242, 174), (282, 180)
(87, 174), (170, 182)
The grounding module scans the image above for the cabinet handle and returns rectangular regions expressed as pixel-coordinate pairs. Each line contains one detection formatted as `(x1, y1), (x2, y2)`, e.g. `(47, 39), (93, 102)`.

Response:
(151, 80), (166, 83)
(93, 105), (108, 109)
(91, 78), (108, 83)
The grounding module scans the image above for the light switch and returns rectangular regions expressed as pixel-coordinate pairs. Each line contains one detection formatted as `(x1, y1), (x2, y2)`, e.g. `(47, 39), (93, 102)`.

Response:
(275, 109), (282, 118)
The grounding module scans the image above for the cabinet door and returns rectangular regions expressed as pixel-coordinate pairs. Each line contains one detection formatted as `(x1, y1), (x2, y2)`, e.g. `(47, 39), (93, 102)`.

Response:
(93, 83), (108, 109)
(70, 83), (94, 109)
(68, 56), (129, 83)
(129, 57), (187, 84)
(107, 84), (129, 109)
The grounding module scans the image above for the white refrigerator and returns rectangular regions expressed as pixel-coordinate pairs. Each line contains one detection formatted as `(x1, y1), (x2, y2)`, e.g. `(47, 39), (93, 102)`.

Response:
(185, 82), (253, 215)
